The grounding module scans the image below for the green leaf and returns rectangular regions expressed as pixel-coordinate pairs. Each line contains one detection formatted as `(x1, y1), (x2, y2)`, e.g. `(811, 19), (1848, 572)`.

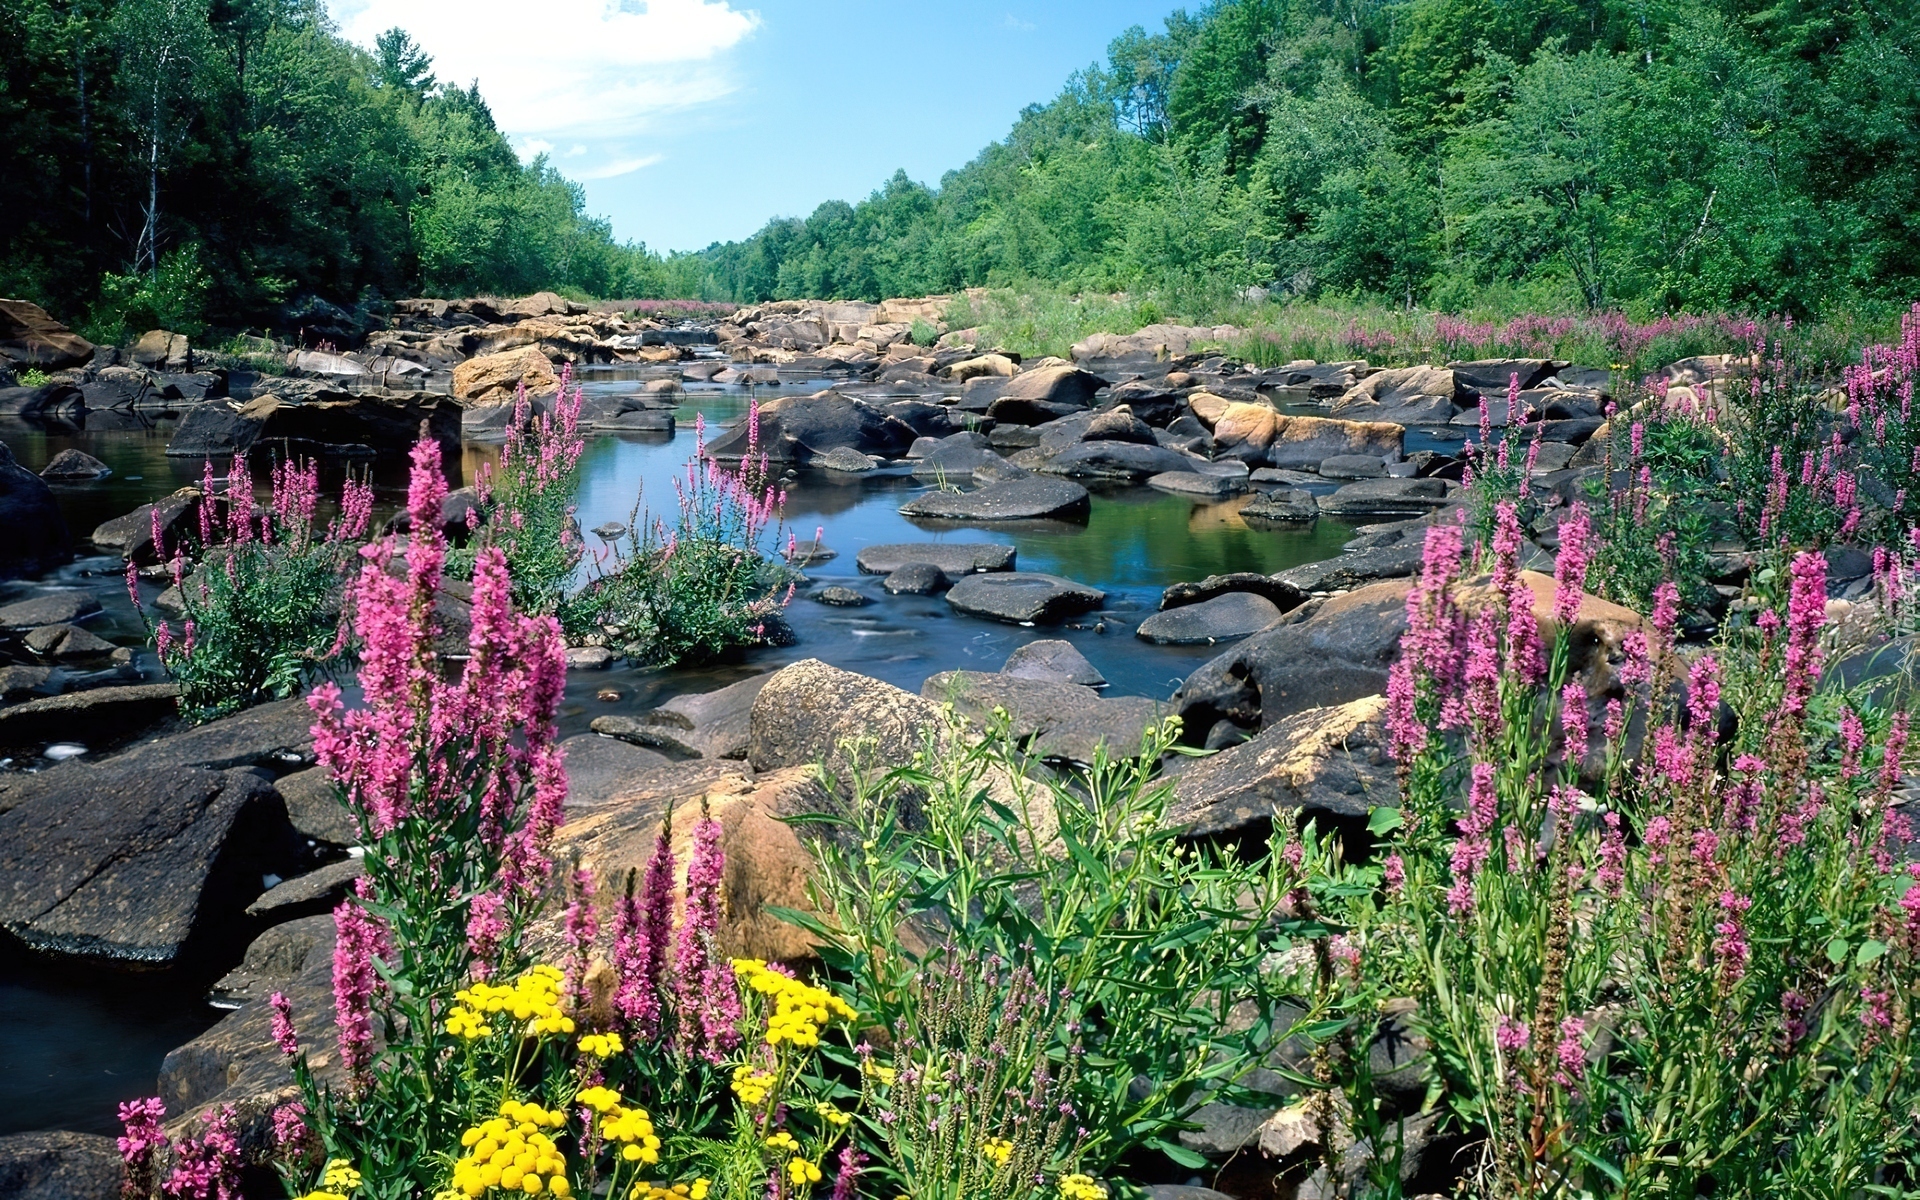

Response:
(1572, 1147), (1627, 1187)
(1146, 1138), (1210, 1169)
(1856, 939), (1889, 966)
(1367, 806), (1405, 836)
(1826, 937), (1851, 965)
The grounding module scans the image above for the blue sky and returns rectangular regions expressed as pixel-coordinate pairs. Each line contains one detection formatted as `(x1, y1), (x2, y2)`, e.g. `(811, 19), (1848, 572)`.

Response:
(326, 0), (1185, 253)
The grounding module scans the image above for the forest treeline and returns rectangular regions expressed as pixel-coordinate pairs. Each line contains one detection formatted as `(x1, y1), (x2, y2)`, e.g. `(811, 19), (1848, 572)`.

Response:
(699, 0), (1920, 317)
(0, 0), (695, 340)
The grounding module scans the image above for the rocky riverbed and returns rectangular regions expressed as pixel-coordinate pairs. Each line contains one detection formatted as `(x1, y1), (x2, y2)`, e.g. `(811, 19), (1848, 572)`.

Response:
(0, 289), (1853, 1196)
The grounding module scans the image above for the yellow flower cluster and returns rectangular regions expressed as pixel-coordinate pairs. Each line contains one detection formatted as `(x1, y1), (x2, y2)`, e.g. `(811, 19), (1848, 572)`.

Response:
(764, 1131), (800, 1153)
(786, 1159), (822, 1186)
(578, 1031), (624, 1058)
(599, 1102), (663, 1165)
(1058, 1174), (1106, 1200)
(450, 1103), (572, 1197)
(297, 1193), (347, 1200)
(730, 1065), (776, 1107)
(981, 1137), (1014, 1167)
(629, 1183), (710, 1200)
(323, 1160), (362, 1190)
(732, 959), (856, 1049)
(862, 1060), (896, 1087)
(450, 966), (575, 1040)
(813, 1102), (851, 1127)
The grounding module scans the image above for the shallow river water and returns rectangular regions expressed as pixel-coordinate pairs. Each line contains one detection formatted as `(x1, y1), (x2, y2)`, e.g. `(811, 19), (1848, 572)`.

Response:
(0, 365), (1440, 1135)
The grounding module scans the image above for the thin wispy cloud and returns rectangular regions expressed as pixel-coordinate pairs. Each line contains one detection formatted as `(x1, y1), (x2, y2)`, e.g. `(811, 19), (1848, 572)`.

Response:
(1003, 13), (1036, 31)
(574, 154), (666, 180)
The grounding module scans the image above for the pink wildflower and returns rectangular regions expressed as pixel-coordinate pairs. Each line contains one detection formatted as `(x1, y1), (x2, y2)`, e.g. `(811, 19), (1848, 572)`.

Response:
(269, 991), (298, 1057)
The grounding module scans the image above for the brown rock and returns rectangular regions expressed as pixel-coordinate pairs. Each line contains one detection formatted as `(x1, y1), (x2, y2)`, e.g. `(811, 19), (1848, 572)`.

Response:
(452, 346), (560, 405)
(0, 299), (96, 369)
(747, 659), (947, 781)
(0, 1130), (122, 1200)
(1170, 696), (1393, 836)
(1211, 401), (1281, 452)
(1267, 415), (1404, 470)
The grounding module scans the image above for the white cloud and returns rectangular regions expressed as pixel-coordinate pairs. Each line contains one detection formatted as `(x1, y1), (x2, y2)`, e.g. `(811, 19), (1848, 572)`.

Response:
(574, 154), (665, 179)
(329, 0), (760, 142)
(1003, 13), (1036, 31)
(516, 137), (556, 160)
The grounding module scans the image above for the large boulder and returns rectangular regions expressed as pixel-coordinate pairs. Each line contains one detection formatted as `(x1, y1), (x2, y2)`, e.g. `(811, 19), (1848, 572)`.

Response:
(0, 1131), (122, 1200)
(128, 329), (191, 372)
(1039, 440), (1199, 481)
(921, 670), (1161, 761)
(0, 764), (300, 963)
(1316, 477), (1452, 517)
(0, 440), (71, 578)
(89, 489), (203, 564)
(704, 393), (917, 463)
(1175, 581), (1413, 736)
(593, 673), (774, 762)
(1170, 696), (1394, 837)
(1332, 366), (1470, 425)
(1000, 638), (1105, 687)
(1446, 358), (1566, 394)
(1136, 591), (1284, 645)
(166, 392), (460, 459)
(1266, 415), (1404, 471)
(451, 345), (560, 404)
(0, 299), (95, 368)
(899, 477), (1091, 523)
(0, 383), (86, 416)
(945, 572), (1106, 624)
(747, 659), (946, 781)
(0, 682), (181, 750)
(985, 364), (1104, 424)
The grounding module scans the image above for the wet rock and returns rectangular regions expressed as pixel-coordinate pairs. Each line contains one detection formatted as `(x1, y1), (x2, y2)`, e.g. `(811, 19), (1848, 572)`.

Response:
(1176, 581), (1413, 734)
(0, 299), (96, 368)
(1040, 440), (1200, 481)
(785, 539), (836, 566)
(245, 855), (363, 918)
(129, 329), (191, 371)
(22, 623), (117, 661)
(810, 585), (866, 607)
(1170, 696), (1393, 836)
(37, 449), (111, 480)
(1446, 357), (1565, 393)
(1082, 405), (1156, 443)
(984, 364), (1103, 424)
(154, 371), (225, 402)
(899, 477), (1091, 523)
(1242, 488), (1319, 522)
(921, 671), (1161, 761)
(89, 489), (201, 564)
(705, 393), (916, 463)
(209, 913), (334, 1006)
(1000, 638), (1105, 687)
(1136, 592), (1284, 645)
(814, 445), (877, 473)
(884, 562), (949, 594)
(1319, 453), (1388, 479)
(945, 572), (1106, 624)
(0, 765), (297, 963)
(0, 440), (70, 578)
(593, 521), (628, 541)
(0, 682), (180, 751)
(1148, 470), (1247, 497)
(1275, 543), (1427, 593)
(0, 1130), (122, 1200)
(1160, 572), (1305, 613)
(910, 440), (1005, 481)
(0, 664), (63, 702)
(565, 646), (614, 670)
(1530, 441), (1577, 472)
(0, 383), (86, 417)
(748, 659), (946, 779)
(0, 591), (100, 629)
(166, 392), (460, 459)
(1317, 477), (1451, 517)
(96, 696), (315, 775)
(274, 766), (356, 846)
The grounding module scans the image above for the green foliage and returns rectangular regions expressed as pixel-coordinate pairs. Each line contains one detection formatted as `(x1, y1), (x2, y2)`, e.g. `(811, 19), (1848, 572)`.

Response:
(786, 713), (1333, 1174)
(906, 318), (938, 347)
(691, 0), (1920, 318)
(0, 0), (702, 334)
(17, 367), (50, 387)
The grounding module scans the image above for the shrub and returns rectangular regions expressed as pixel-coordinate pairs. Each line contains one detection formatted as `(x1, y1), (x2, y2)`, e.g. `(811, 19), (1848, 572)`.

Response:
(784, 714), (1337, 1178)
(18, 367), (50, 387)
(571, 406), (795, 666)
(462, 371), (588, 621)
(908, 319), (939, 347)
(136, 455), (371, 723)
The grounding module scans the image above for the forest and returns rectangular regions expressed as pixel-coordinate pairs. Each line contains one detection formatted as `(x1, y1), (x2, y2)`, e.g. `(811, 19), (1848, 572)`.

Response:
(701, 0), (1920, 318)
(0, 0), (696, 341)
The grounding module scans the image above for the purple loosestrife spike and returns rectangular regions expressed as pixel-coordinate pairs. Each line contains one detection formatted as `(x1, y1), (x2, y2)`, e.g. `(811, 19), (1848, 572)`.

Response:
(829, 1147), (864, 1200)
(466, 890), (508, 977)
(564, 866), (598, 1009)
(677, 810), (741, 1060)
(118, 1096), (169, 1198)
(1560, 684), (1588, 774)
(269, 992), (298, 1057)
(1551, 504), (1592, 627)
(331, 899), (381, 1091)
(1554, 1017), (1586, 1087)
(270, 1101), (309, 1155)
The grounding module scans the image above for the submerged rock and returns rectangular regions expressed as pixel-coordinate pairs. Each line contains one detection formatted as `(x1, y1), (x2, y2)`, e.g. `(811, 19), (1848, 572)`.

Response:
(898, 477), (1091, 523)
(945, 572), (1106, 624)
(0, 440), (70, 578)
(855, 542), (1016, 576)
(37, 449), (111, 480)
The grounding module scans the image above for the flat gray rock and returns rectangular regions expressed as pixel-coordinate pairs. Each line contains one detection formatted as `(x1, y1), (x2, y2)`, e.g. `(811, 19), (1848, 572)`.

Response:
(1276, 542), (1426, 593)
(0, 591), (100, 630)
(559, 731), (680, 803)
(1242, 488), (1319, 521)
(246, 856), (363, 917)
(814, 445), (876, 473)
(1136, 591), (1284, 645)
(274, 766), (357, 846)
(1159, 572), (1305, 613)
(1040, 440), (1198, 481)
(1001, 638), (1105, 687)
(1170, 696), (1393, 837)
(899, 477), (1090, 523)
(0, 683), (180, 751)
(1148, 470), (1247, 497)
(883, 562), (949, 594)
(945, 572), (1105, 624)
(814, 585), (870, 607)
(1319, 453), (1388, 479)
(0, 1130), (123, 1200)
(1317, 477), (1451, 517)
